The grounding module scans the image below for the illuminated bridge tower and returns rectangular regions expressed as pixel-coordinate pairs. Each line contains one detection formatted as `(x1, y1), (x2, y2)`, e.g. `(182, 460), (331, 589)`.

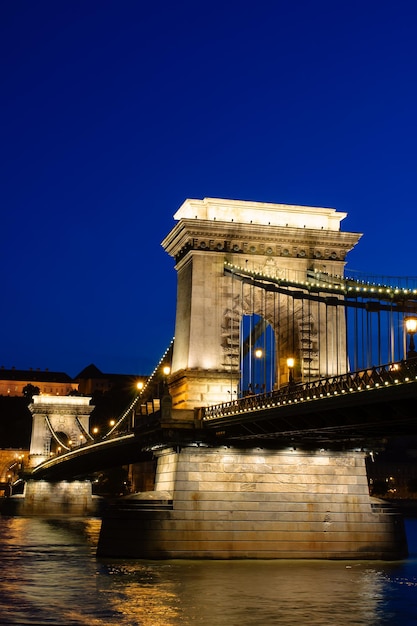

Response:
(28, 395), (93, 468)
(162, 198), (361, 412)
(20, 396), (96, 516)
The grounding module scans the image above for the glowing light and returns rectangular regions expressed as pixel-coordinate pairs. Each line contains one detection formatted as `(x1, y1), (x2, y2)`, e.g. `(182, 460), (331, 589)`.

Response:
(405, 317), (417, 334)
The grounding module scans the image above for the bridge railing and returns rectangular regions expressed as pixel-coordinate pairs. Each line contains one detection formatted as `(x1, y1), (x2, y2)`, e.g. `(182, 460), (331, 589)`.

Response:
(202, 358), (417, 421)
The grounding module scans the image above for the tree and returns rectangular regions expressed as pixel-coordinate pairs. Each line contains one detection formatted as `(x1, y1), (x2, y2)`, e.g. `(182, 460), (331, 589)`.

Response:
(22, 384), (40, 399)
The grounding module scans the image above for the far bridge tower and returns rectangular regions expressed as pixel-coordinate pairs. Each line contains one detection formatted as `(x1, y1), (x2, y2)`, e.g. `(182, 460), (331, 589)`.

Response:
(28, 395), (93, 468)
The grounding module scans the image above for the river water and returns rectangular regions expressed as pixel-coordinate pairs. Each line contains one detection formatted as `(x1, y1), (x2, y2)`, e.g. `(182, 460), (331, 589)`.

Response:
(0, 517), (416, 626)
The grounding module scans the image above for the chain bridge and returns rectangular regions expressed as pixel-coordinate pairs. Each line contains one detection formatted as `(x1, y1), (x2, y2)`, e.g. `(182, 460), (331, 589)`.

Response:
(20, 198), (417, 560)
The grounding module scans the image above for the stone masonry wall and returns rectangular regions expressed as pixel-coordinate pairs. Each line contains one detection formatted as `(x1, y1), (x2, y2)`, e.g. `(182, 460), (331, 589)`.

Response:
(18, 480), (95, 516)
(98, 446), (407, 559)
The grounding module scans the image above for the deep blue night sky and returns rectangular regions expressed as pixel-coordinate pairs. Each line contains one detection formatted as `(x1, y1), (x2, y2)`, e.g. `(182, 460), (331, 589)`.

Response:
(2, 1), (417, 377)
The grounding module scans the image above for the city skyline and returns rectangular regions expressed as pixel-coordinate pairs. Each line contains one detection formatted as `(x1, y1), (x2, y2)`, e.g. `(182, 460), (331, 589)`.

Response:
(2, 1), (417, 376)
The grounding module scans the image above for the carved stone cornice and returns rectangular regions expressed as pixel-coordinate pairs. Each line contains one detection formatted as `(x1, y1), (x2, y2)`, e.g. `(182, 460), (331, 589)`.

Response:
(30, 406), (94, 417)
(162, 218), (361, 265)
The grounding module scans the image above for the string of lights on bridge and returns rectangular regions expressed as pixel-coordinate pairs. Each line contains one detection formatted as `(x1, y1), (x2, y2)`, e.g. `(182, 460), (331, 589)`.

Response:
(202, 359), (417, 421)
(224, 261), (417, 300)
(101, 338), (174, 439)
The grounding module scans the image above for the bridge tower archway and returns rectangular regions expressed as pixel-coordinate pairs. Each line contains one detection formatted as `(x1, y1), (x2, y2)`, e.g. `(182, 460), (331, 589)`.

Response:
(28, 396), (93, 468)
(240, 313), (276, 396)
(162, 198), (361, 410)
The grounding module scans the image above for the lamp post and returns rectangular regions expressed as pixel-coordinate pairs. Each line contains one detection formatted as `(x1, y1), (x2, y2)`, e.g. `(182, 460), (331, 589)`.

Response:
(286, 357), (295, 386)
(133, 381), (144, 429)
(405, 316), (417, 360)
(163, 366), (171, 388)
(161, 365), (171, 396)
(161, 365), (172, 421)
(254, 348), (263, 393)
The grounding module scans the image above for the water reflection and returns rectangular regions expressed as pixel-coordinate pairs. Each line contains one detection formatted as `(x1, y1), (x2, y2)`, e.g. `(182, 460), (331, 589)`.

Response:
(0, 517), (416, 625)
(97, 559), (388, 626)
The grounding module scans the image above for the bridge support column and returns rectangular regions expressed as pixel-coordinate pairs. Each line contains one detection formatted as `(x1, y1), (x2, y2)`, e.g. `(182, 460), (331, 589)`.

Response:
(98, 446), (407, 559)
(15, 480), (95, 516)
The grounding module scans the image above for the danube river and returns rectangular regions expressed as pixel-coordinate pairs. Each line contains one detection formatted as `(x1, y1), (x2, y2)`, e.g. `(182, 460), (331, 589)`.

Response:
(0, 517), (416, 625)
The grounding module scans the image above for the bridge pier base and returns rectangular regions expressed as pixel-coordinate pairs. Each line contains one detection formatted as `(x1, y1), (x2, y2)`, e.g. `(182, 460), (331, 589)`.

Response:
(98, 446), (407, 559)
(12, 480), (97, 516)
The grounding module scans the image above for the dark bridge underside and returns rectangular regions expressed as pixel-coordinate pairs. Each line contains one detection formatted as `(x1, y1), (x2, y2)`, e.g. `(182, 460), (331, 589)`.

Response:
(28, 427), (207, 481)
(29, 379), (417, 481)
(29, 435), (154, 481)
(204, 381), (417, 446)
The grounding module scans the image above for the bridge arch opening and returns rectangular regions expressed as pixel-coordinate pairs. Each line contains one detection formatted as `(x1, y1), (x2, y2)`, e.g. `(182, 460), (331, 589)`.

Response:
(50, 432), (71, 455)
(240, 314), (275, 396)
(236, 281), (325, 391)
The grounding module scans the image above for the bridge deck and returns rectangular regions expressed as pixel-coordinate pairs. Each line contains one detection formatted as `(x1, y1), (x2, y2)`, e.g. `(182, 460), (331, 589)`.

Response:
(28, 361), (417, 480)
(202, 360), (417, 443)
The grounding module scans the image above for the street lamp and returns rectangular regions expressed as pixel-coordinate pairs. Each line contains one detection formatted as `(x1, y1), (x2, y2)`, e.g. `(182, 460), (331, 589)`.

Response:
(161, 365), (171, 397)
(286, 357), (295, 385)
(405, 316), (417, 359)
(137, 381), (144, 392)
(254, 348), (263, 392)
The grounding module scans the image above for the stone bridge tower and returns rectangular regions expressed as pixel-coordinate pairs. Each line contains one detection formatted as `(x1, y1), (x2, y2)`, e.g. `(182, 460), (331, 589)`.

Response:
(162, 198), (361, 412)
(28, 395), (93, 468)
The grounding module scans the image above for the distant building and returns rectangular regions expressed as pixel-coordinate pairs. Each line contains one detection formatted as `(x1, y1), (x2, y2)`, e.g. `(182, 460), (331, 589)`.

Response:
(0, 364), (147, 399)
(75, 364), (146, 396)
(0, 367), (77, 397)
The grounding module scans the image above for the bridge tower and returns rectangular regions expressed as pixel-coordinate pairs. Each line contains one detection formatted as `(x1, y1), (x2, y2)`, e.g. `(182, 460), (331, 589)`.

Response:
(162, 198), (361, 411)
(15, 396), (97, 516)
(28, 395), (93, 468)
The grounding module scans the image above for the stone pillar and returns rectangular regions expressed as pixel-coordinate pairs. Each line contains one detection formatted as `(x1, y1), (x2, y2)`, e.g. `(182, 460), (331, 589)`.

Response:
(98, 446), (407, 559)
(17, 480), (95, 516)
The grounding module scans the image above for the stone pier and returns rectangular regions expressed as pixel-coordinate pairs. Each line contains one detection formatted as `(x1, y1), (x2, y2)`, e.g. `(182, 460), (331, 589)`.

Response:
(97, 446), (407, 559)
(13, 480), (96, 516)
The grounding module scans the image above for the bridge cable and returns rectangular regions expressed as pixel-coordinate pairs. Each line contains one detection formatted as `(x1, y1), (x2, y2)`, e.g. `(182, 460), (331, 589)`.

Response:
(75, 416), (94, 442)
(101, 337), (175, 440)
(44, 415), (71, 452)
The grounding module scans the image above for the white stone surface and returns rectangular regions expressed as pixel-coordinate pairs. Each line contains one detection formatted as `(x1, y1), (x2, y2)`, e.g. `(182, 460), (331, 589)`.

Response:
(174, 197), (347, 231)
